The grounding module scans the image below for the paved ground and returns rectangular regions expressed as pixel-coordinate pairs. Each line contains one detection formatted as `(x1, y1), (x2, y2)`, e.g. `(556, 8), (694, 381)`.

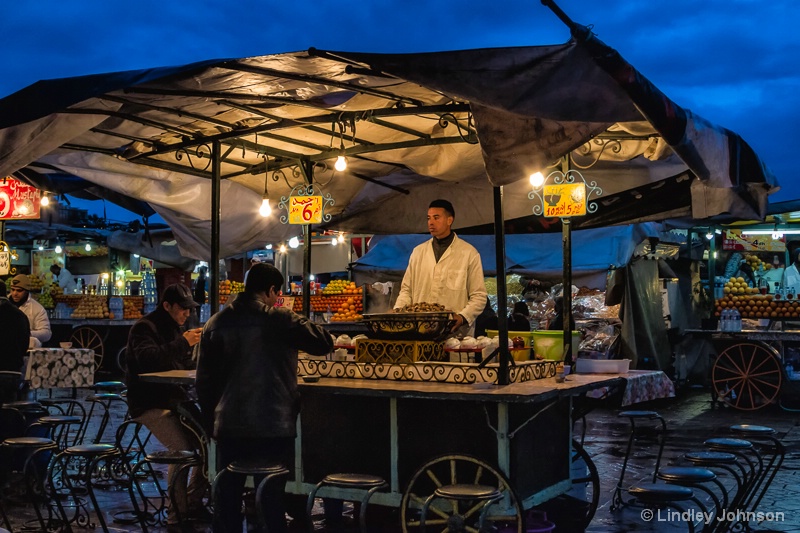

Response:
(4, 383), (800, 532)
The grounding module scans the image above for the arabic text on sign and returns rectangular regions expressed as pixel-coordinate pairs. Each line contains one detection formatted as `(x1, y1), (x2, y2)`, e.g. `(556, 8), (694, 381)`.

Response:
(288, 196), (323, 225)
(0, 177), (42, 220)
(0, 252), (9, 276)
(543, 182), (586, 218)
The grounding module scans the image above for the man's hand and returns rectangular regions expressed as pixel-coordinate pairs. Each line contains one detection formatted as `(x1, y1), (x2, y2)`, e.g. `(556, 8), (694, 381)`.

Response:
(451, 314), (466, 332)
(183, 328), (202, 347)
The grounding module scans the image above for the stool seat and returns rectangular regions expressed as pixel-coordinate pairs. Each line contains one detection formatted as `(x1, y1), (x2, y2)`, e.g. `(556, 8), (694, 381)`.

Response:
(64, 443), (118, 457)
(434, 484), (502, 501)
(618, 410), (661, 419)
(685, 451), (738, 465)
(92, 381), (126, 391)
(227, 460), (288, 476)
(657, 466), (716, 483)
(1, 436), (57, 448)
(730, 424), (775, 436)
(322, 473), (387, 489)
(38, 415), (83, 425)
(2, 400), (42, 410)
(705, 437), (753, 450)
(88, 393), (123, 401)
(628, 483), (694, 502)
(144, 449), (199, 464)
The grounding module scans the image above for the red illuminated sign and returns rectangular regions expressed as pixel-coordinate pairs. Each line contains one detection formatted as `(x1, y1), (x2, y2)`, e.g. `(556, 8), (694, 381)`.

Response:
(0, 177), (42, 220)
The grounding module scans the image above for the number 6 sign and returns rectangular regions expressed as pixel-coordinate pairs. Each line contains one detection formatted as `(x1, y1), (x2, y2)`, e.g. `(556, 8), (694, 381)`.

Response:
(288, 195), (323, 224)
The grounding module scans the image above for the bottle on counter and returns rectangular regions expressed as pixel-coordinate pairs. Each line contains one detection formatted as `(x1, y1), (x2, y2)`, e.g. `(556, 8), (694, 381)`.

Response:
(732, 308), (741, 332)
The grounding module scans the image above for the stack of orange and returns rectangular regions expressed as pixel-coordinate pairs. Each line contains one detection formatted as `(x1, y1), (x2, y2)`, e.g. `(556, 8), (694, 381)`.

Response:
(716, 293), (800, 319)
(330, 296), (363, 322)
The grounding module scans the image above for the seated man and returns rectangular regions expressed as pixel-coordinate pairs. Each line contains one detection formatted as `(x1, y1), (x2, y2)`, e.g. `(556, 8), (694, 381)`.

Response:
(125, 283), (207, 530)
(9, 274), (51, 348)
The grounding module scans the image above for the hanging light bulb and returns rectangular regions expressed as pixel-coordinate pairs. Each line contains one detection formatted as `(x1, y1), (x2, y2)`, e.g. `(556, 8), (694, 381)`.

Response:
(38, 244), (44, 251)
(279, 243), (287, 253)
(337, 233), (345, 243)
(40, 193), (50, 207)
(54, 244), (63, 254)
(335, 155), (347, 172)
(529, 172), (544, 188)
(331, 237), (338, 246)
(288, 236), (300, 249)
(259, 196), (272, 217)
(85, 243), (92, 252)
(265, 244), (273, 250)
(705, 231), (714, 240)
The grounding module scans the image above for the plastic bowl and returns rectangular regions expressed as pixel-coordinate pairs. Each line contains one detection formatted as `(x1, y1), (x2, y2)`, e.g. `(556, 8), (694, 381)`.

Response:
(59, 342), (73, 349)
(300, 375), (320, 383)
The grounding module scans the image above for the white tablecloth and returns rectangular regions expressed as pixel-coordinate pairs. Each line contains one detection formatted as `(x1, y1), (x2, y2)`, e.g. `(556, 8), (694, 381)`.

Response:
(24, 348), (96, 388)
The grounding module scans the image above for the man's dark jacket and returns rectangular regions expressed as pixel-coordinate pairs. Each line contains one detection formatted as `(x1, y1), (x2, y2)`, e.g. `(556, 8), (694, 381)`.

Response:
(195, 292), (333, 439)
(0, 297), (30, 372)
(125, 306), (194, 418)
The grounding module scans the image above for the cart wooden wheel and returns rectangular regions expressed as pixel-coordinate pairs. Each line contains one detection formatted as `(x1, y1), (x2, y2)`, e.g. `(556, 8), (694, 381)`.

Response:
(70, 326), (104, 370)
(712, 341), (782, 410)
(401, 454), (524, 533)
(116, 346), (128, 373)
(568, 439), (599, 530)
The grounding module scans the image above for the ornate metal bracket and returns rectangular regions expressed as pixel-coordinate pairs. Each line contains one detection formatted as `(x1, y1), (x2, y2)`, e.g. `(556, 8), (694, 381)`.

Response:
(571, 138), (623, 169)
(174, 143), (212, 171)
(0, 239), (17, 276)
(438, 112), (479, 144)
(527, 169), (603, 217)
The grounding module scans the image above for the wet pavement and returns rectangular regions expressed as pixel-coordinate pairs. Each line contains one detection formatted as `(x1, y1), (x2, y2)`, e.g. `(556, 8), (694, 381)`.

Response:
(3, 384), (800, 532)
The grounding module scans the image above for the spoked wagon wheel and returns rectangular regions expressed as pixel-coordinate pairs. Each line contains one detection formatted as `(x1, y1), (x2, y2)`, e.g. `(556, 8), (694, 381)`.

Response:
(70, 326), (105, 370)
(712, 342), (782, 410)
(401, 454), (524, 533)
(568, 439), (599, 531)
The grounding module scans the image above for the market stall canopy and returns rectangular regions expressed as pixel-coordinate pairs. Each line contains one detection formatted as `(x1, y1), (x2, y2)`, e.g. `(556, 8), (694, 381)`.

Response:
(352, 223), (664, 289)
(0, 8), (776, 260)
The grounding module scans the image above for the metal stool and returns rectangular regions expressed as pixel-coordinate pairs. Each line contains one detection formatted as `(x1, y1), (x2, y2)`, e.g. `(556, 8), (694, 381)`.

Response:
(730, 424), (784, 512)
(31, 415), (84, 450)
(0, 436), (59, 532)
(419, 483), (503, 532)
(656, 466), (726, 524)
(627, 483), (699, 533)
(212, 460), (290, 531)
(48, 443), (120, 533)
(127, 449), (201, 531)
(306, 473), (388, 532)
(82, 393), (127, 444)
(92, 381), (126, 393)
(611, 410), (667, 510)
(684, 451), (744, 509)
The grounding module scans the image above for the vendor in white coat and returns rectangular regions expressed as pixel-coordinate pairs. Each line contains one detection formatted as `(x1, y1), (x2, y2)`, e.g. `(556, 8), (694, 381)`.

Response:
(9, 274), (52, 348)
(394, 199), (488, 335)
(50, 263), (78, 294)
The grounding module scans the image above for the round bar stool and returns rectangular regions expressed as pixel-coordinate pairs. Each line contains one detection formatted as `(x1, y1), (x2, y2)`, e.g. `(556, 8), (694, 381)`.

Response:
(730, 424), (785, 512)
(684, 451), (744, 507)
(306, 473), (388, 533)
(0, 436), (59, 532)
(82, 393), (127, 444)
(211, 460), (290, 531)
(32, 415), (84, 449)
(656, 466), (726, 523)
(611, 410), (667, 510)
(2, 401), (48, 428)
(704, 437), (760, 489)
(48, 443), (120, 533)
(92, 381), (126, 393)
(627, 484), (699, 533)
(127, 449), (201, 532)
(419, 483), (503, 532)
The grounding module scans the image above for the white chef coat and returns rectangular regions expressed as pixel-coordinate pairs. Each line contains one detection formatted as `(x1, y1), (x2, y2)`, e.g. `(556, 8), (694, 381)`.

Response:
(395, 234), (487, 332)
(783, 264), (800, 293)
(19, 297), (51, 348)
(55, 267), (78, 294)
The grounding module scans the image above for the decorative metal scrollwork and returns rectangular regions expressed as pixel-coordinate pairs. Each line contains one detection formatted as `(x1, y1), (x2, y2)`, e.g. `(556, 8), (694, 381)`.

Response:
(438, 112), (479, 144)
(277, 183), (335, 225)
(571, 138), (623, 169)
(528, 169), (603, 217)
(297, 359), (557, 384)
(174, 143), (212, 171)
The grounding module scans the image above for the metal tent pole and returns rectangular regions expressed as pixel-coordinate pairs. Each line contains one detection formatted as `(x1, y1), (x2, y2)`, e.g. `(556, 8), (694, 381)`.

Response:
(493, 185), (510, 385)
(210, 141), (221, 316)
(301, 160), (314, 318)
(561, 157), (574, 367)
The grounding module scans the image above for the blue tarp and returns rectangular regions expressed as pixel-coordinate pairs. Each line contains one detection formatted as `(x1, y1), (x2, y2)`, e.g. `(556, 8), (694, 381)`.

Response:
(353, 223), (660, 289)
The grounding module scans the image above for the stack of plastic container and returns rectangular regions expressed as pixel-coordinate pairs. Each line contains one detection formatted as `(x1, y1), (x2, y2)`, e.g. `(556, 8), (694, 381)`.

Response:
(142, 271), (158, 314)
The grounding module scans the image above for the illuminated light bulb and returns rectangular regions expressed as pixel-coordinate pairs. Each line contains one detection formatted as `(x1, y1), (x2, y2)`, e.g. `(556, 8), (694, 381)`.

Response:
(331, 237), (338, 246)
(102, 273), (109, 280)
(18, 204), (30, 215)
(116, 280), (124, 288)
(54, 245), (63, 253)
(529, 172), (544, 188)
(38, 245), (44, 251)
(713, 251), (718, 259)
(85, 243), (92, 252)
(40, 194), (50, 207)
(706, 232), (714, 240)
(133, 254), (140, 258)
(288, 236), (300, 249)
(279, 244), (287, 253)
(337, 233), (345, 243)
(309, 274), (315, 281)
(265, 244), (273, 250)
(334, 155), (347, 172)
(259, 197), (272, 217)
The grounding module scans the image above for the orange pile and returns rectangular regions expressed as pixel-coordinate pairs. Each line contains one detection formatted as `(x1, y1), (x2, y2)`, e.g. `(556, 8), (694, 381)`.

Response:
(716, 293), (800, 319)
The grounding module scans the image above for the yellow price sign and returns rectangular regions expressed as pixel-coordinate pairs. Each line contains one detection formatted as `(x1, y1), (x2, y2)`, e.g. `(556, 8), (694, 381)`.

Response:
(288, 196), (323, 224)
(543, 182), (586, 218)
